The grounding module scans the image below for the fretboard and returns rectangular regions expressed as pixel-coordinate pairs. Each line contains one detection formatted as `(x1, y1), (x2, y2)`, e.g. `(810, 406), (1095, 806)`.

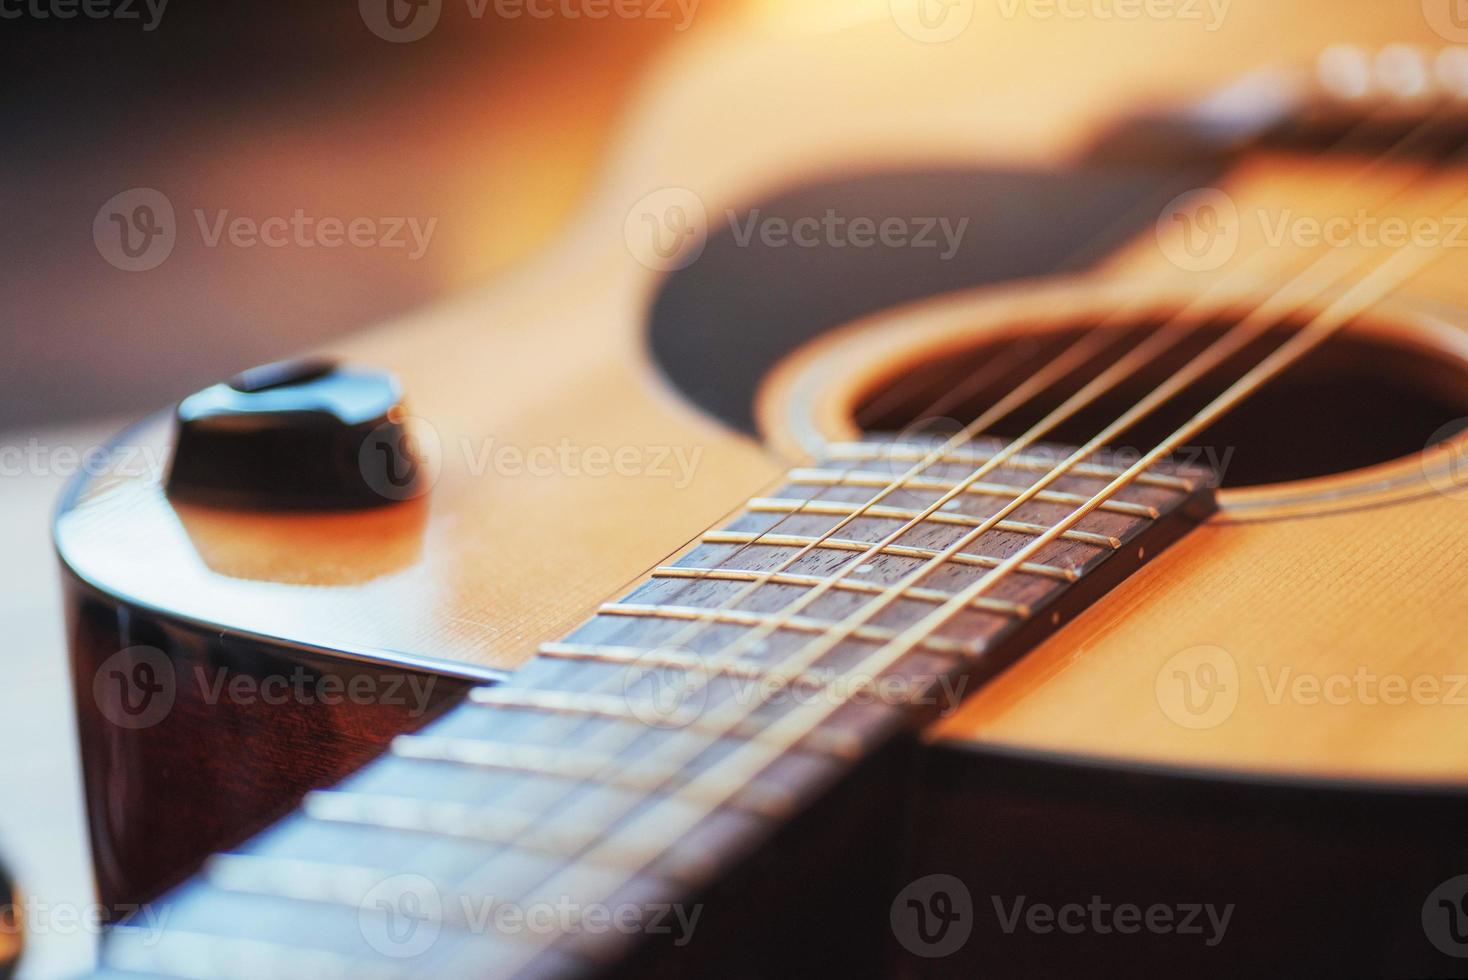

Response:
(97, 438), (1213, 980)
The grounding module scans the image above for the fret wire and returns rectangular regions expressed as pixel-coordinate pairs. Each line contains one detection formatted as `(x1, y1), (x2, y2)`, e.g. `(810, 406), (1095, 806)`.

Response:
(657, 325), (1191, 699)
(496, 304), (1190, 880)
(701, 530), (1077, 582)
(394, 313), (1195, 947)
(594, 602), (974, 656)
(821, 441), (1196, 491)
(343, 454), (886, 897)
(786, 467), (1160, 518)
(481, 137), (1468, 974)
(108, 443), (1156, 979)
(654, 247), (1363, 793)
(302, 791), (617, 863)
(384, 736), (796, 818)
(543, 183), (1468, 959)
(648, 567), (1029, 618)
(203, 855), (542, 956)
(456, 690), (696, 730)
(367, 428), (1068, 921)
(619, 162), (1409, 850)
(538, 640), (834, 685)
(106, 925), (403, 980)
(388, 737), (681, 791)
(679, 277), (1245, 696)
(308, 775), (792, 851)
(746, 497), (1122, 549)
(682, 115), (1468, 785)
(306, 789), (537, 844)
(206, 854), (420, 914)
(204, 851), (692, 966)
(454, 696), (865, 760)
(203, 451), (886, 947)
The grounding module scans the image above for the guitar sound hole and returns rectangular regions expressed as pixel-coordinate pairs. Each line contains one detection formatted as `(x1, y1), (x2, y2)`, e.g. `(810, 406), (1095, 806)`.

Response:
(852, 318), (1468, 488)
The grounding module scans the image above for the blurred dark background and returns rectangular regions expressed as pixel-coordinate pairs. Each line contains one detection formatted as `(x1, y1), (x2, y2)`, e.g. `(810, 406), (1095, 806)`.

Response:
(2, 2), (705, 428)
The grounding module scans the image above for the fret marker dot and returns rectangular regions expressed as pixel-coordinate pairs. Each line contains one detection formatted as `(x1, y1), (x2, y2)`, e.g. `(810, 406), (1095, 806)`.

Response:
(854, 564), (875, 574)
(1137, 546), (1146, 560)
(941, 500), (961, 511)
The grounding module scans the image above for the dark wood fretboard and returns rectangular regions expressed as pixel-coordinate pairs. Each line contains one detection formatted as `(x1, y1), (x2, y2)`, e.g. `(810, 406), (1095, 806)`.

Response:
(96, 438), (1213, 979)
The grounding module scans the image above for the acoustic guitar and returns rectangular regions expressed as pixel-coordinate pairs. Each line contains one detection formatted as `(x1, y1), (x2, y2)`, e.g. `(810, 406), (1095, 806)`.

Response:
(55, 3), (1468, 976)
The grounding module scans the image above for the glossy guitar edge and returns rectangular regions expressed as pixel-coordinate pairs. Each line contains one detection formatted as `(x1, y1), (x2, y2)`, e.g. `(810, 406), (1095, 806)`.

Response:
(53, 4), (1468, 975)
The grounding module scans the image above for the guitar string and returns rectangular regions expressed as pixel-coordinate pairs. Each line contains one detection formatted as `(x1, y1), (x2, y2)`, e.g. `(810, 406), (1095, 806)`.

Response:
(581, 95), (1459, 698)
(598, 184), (1467, 856)
(440, 124), (1315, 774)
(483, 98), (1460, 756)
(247, 108), (1466, 972)
(499, 176), (1468, 974)
(153, 77), (1464, 980)
(355, 93), (1456, 909)
(194, 171), (1459, 974)
(351, 93), (1442, 859)
(847, 51), (1438, 420)
(180, 72), (1456, 968)
(518, 97), (1454, 723)
(585, 162), (1466, 818)
(449, 101), (1468, 938)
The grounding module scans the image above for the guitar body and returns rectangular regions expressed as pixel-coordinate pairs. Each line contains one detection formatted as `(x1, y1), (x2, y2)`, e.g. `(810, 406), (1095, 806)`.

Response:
(56, 3), (1468, 975)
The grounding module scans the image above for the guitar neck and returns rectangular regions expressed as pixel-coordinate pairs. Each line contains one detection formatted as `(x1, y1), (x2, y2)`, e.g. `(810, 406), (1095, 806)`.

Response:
(99, 438), (1213, 979)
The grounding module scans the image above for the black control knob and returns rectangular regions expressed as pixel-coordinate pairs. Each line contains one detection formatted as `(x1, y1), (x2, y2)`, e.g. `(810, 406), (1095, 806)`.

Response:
(165, 358), (427, 509)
